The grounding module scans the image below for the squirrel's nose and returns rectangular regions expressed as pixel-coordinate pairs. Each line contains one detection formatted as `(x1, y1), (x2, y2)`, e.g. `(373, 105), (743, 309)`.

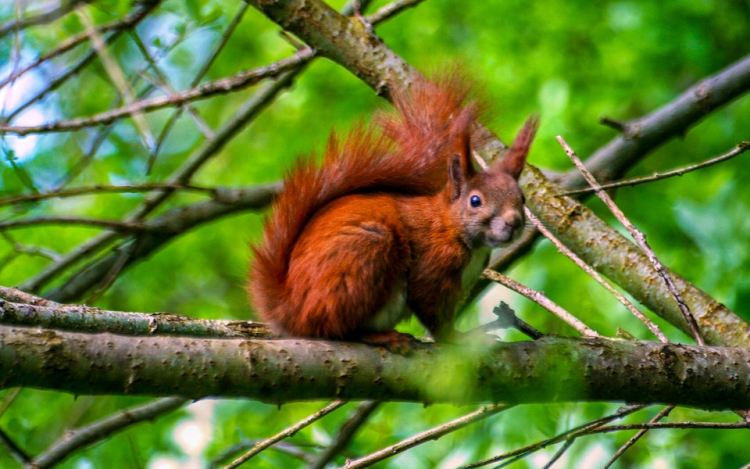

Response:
(506, 215), (523, 230)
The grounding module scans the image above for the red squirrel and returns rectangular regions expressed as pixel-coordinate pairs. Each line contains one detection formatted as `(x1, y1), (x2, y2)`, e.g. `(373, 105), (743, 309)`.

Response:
(249, 73), (537, 349)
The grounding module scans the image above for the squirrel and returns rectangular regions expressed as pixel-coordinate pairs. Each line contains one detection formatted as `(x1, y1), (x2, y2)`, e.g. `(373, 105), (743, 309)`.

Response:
(249, 72), (538, 350)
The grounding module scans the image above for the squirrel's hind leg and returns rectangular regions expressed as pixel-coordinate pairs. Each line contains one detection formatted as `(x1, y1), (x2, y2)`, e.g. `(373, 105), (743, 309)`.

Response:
(284, 215), (409, 340)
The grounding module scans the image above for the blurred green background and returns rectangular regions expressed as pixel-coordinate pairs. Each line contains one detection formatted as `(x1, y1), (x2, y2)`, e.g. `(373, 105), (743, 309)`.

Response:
(1, 0), (749, 467)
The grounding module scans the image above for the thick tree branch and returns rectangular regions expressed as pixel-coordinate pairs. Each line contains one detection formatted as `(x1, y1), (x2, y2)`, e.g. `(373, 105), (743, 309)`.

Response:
(2, 324), (750, 409)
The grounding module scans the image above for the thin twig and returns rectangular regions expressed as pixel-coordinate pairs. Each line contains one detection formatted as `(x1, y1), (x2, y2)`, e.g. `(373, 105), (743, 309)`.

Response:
(471, 301), (544, 339)
(53, 124), (114, 190)
(130, 32), (214, 141)
(0, 428), (30, 465)
(84, 239), (139, 304)
(0, 51), (313, 136)
(212, 440), (320, 467)
(601, 405), (675, 469)
(483, 269), (599, 337)
(591, 420), (750, 433)
(599, 116), (626, 132)
(53, 24), (197, 189)
(542, 438), (574, 469)
(0, 183), (213, 206)
(459, 405), (646, 469)
(0, 388), (21, 417)
(308, 401), (381, 469)
(341, 404), (511, 469)
(0, 2), (158, 90)
(0, 0), (85, 39)
(223, 401), (347, 469)
(525, 207), (668, 342)
(0, 232), (62, 262)
(137, 1), (248, 169)
(4, 0), (160, 121)
(0, 217), (151, 233)
(77, 9), (155, 151)
(194, 4), (249, 87)
(558, 142), (750, 197)
(365, 0), (426, 23)
(557, 136), (705, 345)
(31, 397), (187, 469)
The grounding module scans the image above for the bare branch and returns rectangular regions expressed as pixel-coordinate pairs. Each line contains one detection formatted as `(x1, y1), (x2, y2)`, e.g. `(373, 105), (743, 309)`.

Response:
(557, 135), (705, 345)
(308, 401), (380, 469)
(601, 405), (675, 469)
(340, 404), (510, 469)
(77, 9), (156, 151)
(41, 182), (280, 302)
(31, 397), (187, 469)
(0, 0), (86, 39)
(222, 401), (347, 469)
(0, 217), (151, 233)
(0, 183), (214, 206)
(460, 405), (646, 469)
(542, 438), (574, 469)
(0, 52), (313, 135)
(0, 428), (30, 465)
(0, 1), (160, 90)
(0, 296), (272, 339)
(483, 269), (599, 337)
(562, 53), (750, 189)
(473, 302), (544, 340)
(0, 286), (63, 307)
(558, 141), (750, 197)
(3, 0), (161, 121)
(524, 208), (668, 343)
(591, 420), (750, 433)
(365, 0), (427, 24)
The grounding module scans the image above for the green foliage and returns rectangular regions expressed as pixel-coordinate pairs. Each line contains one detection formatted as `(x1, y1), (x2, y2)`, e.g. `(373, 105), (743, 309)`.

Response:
(1, 0), (749, 467)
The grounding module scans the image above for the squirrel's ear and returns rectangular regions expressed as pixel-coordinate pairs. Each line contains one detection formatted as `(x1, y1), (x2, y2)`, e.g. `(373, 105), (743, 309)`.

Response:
(452, 109), (476, 180)
(448, 153), (466, 201)
(500, 115), (539, 180)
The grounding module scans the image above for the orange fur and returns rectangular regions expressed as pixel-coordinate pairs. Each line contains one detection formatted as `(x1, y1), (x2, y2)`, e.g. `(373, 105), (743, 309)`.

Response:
(249, 73), (537, 345)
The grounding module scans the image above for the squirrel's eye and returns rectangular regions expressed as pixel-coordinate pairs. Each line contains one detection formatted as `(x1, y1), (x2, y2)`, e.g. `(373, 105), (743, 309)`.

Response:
(470, 195), (482, 208)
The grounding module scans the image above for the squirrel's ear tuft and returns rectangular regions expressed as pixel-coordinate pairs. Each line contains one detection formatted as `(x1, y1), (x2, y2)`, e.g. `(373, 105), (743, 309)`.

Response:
(451, 106), (476, 180)
(500, 115), (539, 180)
(448, 153), (466, 201)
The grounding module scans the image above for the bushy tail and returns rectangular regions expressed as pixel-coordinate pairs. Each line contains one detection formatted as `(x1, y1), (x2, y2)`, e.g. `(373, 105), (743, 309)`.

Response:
(250, 74), (479, 317)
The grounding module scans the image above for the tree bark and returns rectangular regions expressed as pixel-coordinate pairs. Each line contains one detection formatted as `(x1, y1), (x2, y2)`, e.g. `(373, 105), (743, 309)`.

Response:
(2, 323), (750, 409)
